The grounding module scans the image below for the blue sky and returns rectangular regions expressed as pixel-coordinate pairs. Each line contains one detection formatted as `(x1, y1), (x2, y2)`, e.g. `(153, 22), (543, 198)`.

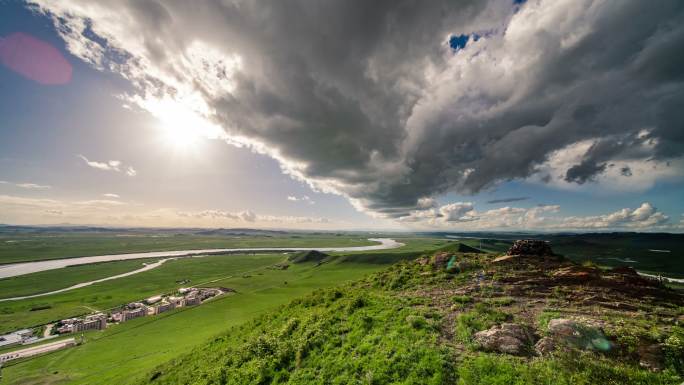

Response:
(1, 1), (683, 231)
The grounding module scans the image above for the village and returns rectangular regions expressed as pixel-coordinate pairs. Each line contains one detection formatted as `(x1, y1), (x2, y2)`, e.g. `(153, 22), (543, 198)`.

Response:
(51, 287), (227, 335)
(0, 287), (229, 364)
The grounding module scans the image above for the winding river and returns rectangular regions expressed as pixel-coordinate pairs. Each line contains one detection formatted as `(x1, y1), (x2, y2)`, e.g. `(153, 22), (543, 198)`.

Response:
(0, 238), (404, 301)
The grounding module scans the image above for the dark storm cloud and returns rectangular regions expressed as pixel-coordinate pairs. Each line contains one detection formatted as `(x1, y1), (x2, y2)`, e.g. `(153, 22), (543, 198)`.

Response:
(35, 0), (684, 217)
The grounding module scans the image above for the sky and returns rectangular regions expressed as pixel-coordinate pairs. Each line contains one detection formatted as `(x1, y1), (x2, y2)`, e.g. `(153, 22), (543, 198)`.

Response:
(0, 0), (683, 232)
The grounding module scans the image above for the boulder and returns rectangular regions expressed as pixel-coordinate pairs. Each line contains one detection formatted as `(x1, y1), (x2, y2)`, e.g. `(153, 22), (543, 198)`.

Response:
(536, 318), (612, 355)
(474, 323), (536, 355)
(551, 266), (601, 283)
(432, 252), (451, 268)
(534, 337), (557, 355)
(506, 240), (554, 256)
(638, 343), (665, 372)
(605, 266), (659, 287)
(492, 255), (518, 264)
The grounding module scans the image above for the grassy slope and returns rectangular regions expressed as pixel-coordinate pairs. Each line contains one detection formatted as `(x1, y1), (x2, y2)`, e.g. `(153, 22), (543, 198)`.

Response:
(131, 253), (684, 385)
(0, 260), (395, 384)
(1, 240), (450, 384)
(450, 234), (684, 278)
(0, 234), (376, 264)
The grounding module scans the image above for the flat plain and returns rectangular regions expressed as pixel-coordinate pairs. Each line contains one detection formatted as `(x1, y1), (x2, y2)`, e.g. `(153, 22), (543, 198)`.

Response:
(1, 230), (681, 385)
(0, 232), (450, 384)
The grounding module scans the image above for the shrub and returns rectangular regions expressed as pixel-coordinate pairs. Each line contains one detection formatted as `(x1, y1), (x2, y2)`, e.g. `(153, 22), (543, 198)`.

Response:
(664, 326), (684, 375)
(485, 297), (515, 306)
(452, 295), (473, 304)
(407, 315), (428, 329)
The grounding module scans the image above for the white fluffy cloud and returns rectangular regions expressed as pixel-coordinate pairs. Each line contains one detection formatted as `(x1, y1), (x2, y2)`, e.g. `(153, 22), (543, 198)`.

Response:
(33, 0), (684, 219)
(399, 202), (670, 231)
(177, 209), (329, 224)
(78, 155), (137, 176)
(287, 195), (315, 204)
(0, 194), (336, 228)
(559, 202), (669, 229)
(0, 180), (51, 189)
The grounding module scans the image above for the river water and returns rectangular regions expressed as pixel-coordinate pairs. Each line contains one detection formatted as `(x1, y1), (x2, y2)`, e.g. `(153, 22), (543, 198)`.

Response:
(0, 238), (404, 301)
(0, 238), (403, 279)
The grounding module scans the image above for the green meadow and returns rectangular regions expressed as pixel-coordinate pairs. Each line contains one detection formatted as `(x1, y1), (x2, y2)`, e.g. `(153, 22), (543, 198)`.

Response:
(0, 247), (443, 384)
(0, 259), (159, 300)
(0, 235), (450, 384)
(0, 233), (376, 264)
(0, 253), (285, 333)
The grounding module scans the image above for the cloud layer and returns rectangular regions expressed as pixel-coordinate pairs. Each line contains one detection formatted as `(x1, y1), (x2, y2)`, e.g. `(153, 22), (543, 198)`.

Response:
(0, 180), (51, 189)
(0, 194), (335, 228)
(34, 0), (684, 218)
(78, 155), (137, 176)
(399, 201), (672, 231)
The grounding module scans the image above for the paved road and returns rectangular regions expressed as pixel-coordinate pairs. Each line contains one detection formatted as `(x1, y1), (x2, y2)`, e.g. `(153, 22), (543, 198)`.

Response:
(0, 338), (76, 363)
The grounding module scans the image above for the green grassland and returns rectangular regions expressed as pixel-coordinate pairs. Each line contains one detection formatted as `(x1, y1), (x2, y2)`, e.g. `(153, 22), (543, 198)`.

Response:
(3, 232), (680, 384)
(447, 233), (684, 278)
(0, 259), (160, 300)
(125, 252), (683, 385)
(0, 237), (450, 331)
(0, 253), (284, 333)
(0, 233), (377, 264)
(0, 246), (439, 385)
(546, 233), (684, 278)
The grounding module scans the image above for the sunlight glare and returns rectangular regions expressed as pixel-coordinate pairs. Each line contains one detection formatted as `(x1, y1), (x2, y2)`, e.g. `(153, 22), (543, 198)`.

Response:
(132, 95), (227, 154)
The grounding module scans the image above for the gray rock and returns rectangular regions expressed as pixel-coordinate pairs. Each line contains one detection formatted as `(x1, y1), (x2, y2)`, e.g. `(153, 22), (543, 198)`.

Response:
(474, 323), (536, 355)
(534, 337), (557, 355)
(638, 343), (665, 372)
(506, 240), (554, 256)
(536, 318), (612, 355)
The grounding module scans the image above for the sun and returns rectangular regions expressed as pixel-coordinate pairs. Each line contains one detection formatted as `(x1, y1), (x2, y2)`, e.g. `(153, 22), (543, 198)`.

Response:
(139, 95), (226, 155)
(160, 120), (201, 152)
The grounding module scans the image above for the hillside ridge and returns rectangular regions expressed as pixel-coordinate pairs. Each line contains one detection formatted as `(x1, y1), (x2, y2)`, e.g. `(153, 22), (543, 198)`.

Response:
(136, 241), (684, 385)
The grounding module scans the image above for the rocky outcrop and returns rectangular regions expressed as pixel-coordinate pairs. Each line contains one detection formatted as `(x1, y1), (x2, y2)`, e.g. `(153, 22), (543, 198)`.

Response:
(535, 319), (611, 355)
(432, 252), (451, 268)
(474, 323), (536, 355)
(638, 343), (665, 372)
(506, 240), (554, 256)
(551, 265), (601, 283)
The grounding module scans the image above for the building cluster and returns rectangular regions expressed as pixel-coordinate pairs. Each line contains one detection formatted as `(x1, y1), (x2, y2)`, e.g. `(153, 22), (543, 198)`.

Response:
(108, 287), (224, 323)
(0, 329), (35, 349)
(55, 313), (107, 334)
(47, 287), (225, 336)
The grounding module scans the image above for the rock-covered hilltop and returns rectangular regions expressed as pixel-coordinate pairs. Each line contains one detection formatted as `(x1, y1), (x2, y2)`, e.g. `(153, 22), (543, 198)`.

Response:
(138, 241), (684, 385)
(505, 239), (555, 256)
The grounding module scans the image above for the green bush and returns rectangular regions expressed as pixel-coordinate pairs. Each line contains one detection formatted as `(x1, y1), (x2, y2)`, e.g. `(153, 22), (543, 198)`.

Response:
(452, 295), (473, 304)
(664, 326), (684, 375)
